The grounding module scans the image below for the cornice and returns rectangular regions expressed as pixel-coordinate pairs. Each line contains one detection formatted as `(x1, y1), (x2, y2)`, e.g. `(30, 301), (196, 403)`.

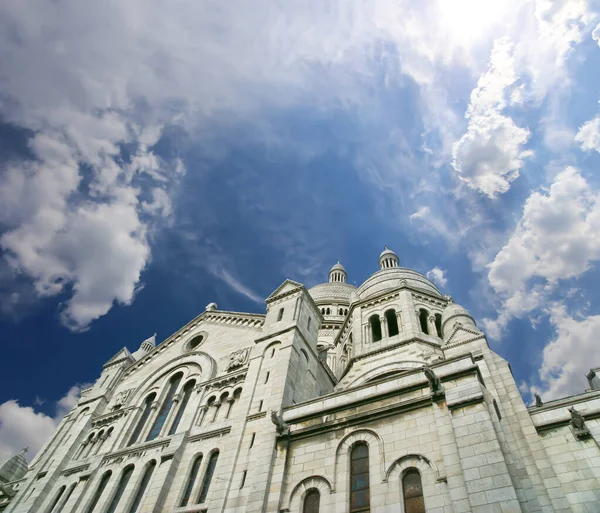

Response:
(101, 438), (170, 465)
(188, 426), (231, 443)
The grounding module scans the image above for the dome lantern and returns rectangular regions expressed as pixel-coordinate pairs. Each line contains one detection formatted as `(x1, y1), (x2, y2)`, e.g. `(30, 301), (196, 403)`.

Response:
(379, 246), (399, 270)
(328, 260), (347, 283)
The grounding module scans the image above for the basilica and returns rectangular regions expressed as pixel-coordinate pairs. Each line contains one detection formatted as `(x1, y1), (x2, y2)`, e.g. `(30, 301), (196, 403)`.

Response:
(2, 247), (600, 513)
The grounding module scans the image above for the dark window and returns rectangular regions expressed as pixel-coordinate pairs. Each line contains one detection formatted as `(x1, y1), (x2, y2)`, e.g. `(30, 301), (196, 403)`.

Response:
(303, 488), (320, 513)
(434, 314), (442, 338)
(419, 309), (429, 335)
(277, 308), (284, 321)
(128, 393), (156, 446)
(198, 451), (219, 503)
(369, 315), (382, 342)
(168, 380), (196, 435)
(385, 309), (399, 337)
(189, 335), (203, 349)
(265, 372), (270, 384)
(350, 443), (370, 512)
(46, 485), (65, 513)
(147, 373), (183, 441)
(240, 470), (247, 489)
(85, 471), (112, 513)
(180, 455), (202, 507)
(258, 400), (263, 412)
(326, 308), (330, 315)
(106, 465), (134, 513)
(403, 469), (425, 513)
(127, 460), (156, 513)
(56, 483), (76, 513)
(250, 433), (256, 448)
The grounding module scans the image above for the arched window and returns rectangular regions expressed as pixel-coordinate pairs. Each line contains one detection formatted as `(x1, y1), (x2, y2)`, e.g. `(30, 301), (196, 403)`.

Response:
(402, 469), (425, 513)
(127, 460), (156, 513)
(85, 471), (112, 513)
(180, 455), (203, 507)
(326, 307), (331, 315)
(55, 483), (77, 513)
(128, 393), (156, 446)
(278, 308), (284, 321)
(350, 443), (370, 512)
(434, 313), (442, 338)
(189, 335), (203, 350)
(339, 308), (343, 315)
(169, 380), (196, 435)
(419, 309), (429, 335)
(46, 485), (65, 513)
(106, 465), (134, 513)
(147, 373), (183, 441)
(198, 450), (219, 503)
(303, 488), (320, 513)
(385, 309), (399, 337)
(369, 315), (382, 342)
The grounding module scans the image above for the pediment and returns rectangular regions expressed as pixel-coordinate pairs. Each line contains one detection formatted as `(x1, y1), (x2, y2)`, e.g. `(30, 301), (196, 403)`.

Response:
(103, 347), (134, 369)
(266, 279), (304, 303)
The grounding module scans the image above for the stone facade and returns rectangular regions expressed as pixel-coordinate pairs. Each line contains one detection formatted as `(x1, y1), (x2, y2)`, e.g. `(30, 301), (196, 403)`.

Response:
(5, 247), (600, 513)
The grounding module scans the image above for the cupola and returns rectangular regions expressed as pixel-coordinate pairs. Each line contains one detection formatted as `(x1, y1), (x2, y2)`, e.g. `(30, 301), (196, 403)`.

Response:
(131, 333), (156, 360)
(378, 246), (399, 269)
(0, 448), (28, 484)
(328, 261), (347, 283)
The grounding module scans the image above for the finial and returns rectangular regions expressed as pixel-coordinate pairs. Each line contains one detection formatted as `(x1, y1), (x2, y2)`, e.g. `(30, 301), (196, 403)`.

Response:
(21, 447), (28, 455)
(384, 245), (388, 250)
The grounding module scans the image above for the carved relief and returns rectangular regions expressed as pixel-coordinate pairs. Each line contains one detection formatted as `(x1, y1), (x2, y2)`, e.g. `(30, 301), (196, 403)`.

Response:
(226, 347), (250, 371)
(113, 388), (134, 408)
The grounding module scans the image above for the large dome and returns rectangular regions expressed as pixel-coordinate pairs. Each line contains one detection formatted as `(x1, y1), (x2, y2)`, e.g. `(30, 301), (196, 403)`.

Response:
(308, 282), (356, 304)
(358, 267), (442, 299)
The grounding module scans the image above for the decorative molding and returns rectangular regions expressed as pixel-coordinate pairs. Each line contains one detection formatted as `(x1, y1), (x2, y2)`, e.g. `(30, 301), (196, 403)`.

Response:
(246, 411), (267, 422)
(188, 426), (231, 443)
(205, 370), (246, 392)
(226, 347), (251, 372)
(61, 464), (90, 477)
(363, 292), (400, 311)
(101, 439), (170, 465)
(411, 292), (447, 308)
(203, 312), (264, 329)
(91, 408), (128, 428)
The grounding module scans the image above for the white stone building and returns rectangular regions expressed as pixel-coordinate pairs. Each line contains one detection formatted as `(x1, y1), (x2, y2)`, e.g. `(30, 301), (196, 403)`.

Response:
(3, 247), (600, 513)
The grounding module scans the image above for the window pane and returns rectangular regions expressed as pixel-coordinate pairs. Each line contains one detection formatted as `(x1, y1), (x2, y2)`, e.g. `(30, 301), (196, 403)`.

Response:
(147, 374), (182, 441)
(168, 381), (195, 435)
(197, 451), (219, 504)
(351, 444), (368, 460)
(127, 460), (156, 513)
(47, 486), (65, 513)
(349, 443), (369, 512)
(55, 483), (76, 513)
(405, 496), (426, 513)
(350, 489), (370, 509)
(180, 455), (202, 507)
(303, 489), (320, 513)
(106, 466), (134, 513)
(403, 470), (425, 513)
(351, 473), (369, 491)
(128, 394), (155, 446)
(351, 458), (369, 474)
(85, 471), (111, 513)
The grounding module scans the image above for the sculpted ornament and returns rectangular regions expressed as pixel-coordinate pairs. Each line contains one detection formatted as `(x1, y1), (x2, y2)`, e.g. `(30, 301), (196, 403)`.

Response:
(226, 348), (250, 371)
(270, 410), (289, 435)
(534, 393), (543, 407)
(568, 406), (590, 439)
(421, 365), (443, 398)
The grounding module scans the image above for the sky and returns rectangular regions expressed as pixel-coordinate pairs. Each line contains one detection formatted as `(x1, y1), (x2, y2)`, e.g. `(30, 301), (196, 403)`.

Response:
(1, 0), (600, 461)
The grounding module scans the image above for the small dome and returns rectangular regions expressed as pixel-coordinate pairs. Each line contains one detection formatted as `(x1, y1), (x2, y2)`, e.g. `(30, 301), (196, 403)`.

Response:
(328, 260), (347, 283)
(0, 448), (28, 484)
(441, 302), (476, 331)
(379, 246), (399, 269)
(358, 268), (441, 300)
(308, 282), (356, 303)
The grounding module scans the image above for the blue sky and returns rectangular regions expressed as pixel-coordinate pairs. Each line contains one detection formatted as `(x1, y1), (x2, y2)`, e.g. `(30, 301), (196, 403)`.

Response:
(1, 0), (600, 460)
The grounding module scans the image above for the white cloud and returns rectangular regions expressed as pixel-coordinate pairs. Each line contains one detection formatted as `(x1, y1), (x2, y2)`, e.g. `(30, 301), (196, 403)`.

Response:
(575, 115), (600, 153)
(594, 22), (600, 44)
(210, 266), (263, 304)
(452, 39), (533, 197)
(426, 267), (448, 288)
(485, 166), (600, 336)
(535, 305), (600, 400)
(0, 386), (84, 462)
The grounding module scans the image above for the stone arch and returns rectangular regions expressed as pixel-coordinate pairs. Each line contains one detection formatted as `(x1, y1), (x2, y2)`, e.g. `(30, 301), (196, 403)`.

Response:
(263, 340), (282, 357)
(385, 454), (446, 512)
(333, 428), (385, 492)
(286, 475), (332, 513)
(343, 360), (426, 389)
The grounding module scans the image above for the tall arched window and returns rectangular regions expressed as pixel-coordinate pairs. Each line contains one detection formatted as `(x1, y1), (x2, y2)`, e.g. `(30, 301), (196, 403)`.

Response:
(169, 380), (196, 435)
(403, 469), (425, 513)
(106, 465), (134, 513)
(385, 309), (399, 337)
(147, 373), (183, 441)
(46, 485), (65, 513)
(369, 315), (382, 342)
(128, 393), (156, 446)
(419, 309), (429, 335)
(127, 460), (156, 513)
(350, 443), (370, 512)
(198, 450), (219, 503)
(303, 488), (320, 513)
(434, 314), (442, 338)
(180, 455), (203, 507)
(55, 483), (77, 513)
(85, 471), (112, 513)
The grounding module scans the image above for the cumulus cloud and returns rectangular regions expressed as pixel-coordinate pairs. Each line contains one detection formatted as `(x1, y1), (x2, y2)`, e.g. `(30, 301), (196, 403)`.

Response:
(452, 39), (532, 197)
(426, 267), (448, 288)
(0, 385), (84, 461)
(535, 305), (600, 399)
(485, 166), (600, 336)
(575, 115), (600, 153)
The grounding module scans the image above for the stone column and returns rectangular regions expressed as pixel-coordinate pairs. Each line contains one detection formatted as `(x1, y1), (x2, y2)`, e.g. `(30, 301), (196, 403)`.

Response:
(428, 315), (437, 337)
(196, 405), (209, 427)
